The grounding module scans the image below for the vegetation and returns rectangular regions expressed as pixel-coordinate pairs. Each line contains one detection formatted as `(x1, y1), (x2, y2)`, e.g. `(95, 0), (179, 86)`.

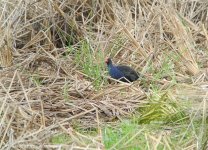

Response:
(0, 0), (208, 149)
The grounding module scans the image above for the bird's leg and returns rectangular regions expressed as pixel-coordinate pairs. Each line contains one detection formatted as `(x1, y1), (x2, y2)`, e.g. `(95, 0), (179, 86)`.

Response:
(119, 77), (131, 83)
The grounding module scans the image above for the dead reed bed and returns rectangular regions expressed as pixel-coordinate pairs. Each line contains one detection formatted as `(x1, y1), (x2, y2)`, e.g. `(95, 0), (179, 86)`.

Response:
(0, 0), (208, 149)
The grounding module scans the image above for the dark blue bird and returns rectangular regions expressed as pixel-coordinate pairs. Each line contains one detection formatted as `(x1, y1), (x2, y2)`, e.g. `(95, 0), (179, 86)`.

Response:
(105, 58), (139, 82)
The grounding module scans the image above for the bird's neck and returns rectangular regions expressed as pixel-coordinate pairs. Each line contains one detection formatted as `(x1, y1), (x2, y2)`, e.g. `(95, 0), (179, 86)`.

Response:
(107, 63), (114, 69)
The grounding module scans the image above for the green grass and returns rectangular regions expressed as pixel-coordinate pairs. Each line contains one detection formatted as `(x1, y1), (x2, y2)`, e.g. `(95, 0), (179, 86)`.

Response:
(103, 113), (208, 149)
(49, 113), (205, 149)
(102, 118), (202, 149)
(103, 120), (146, 150)
(30, 74), (42, 86)
(137, 92), (188, 124)
(68, 40), (107, 89)
(50, 133), (71, 144)
(63, 82), (70, 101)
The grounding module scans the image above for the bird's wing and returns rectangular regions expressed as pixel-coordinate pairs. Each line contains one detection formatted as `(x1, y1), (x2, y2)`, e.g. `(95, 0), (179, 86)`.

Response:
(116, 65), (139, 81)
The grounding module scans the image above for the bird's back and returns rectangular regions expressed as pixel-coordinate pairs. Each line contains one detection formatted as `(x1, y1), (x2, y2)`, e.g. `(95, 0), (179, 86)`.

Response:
(116, 65), (139, 82)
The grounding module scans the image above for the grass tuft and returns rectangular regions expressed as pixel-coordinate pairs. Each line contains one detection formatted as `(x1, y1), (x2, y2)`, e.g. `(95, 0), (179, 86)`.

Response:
(70, 40), (106, 89)
(138, 92), (188, 124)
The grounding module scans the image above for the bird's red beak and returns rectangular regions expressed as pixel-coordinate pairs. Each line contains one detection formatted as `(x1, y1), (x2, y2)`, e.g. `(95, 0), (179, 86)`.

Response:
(105, 58), (109, 64)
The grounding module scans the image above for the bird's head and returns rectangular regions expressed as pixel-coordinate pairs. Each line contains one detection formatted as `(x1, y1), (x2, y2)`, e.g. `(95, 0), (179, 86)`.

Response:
(105, 57), (112, 65)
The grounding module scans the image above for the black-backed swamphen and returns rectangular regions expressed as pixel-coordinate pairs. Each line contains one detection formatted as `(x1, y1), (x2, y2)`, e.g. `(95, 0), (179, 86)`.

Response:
(105, 58), (139, 82)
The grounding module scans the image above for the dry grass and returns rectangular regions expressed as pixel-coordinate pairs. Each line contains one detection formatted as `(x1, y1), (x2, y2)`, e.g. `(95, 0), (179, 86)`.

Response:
(0, 0), (208, 149)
